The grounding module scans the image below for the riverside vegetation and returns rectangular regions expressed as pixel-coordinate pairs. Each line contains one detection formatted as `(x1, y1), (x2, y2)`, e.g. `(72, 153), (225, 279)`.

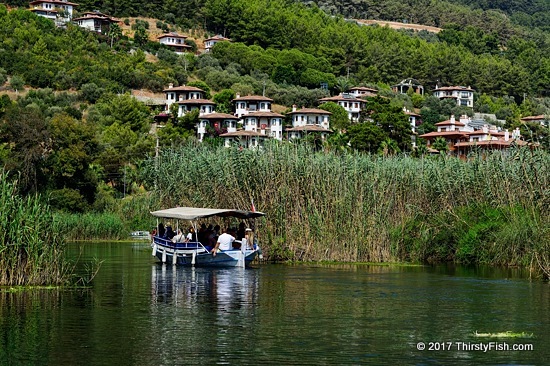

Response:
(137, 143), (549, 278)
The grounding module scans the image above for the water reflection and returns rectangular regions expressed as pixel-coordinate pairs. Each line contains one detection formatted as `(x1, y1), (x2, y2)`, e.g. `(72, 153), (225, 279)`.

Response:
(150, 265), (259, 312)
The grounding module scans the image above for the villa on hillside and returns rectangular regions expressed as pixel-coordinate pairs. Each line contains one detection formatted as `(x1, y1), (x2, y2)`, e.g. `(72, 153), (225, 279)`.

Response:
(157, 33), (191, 54)
(29, 0), (77, 25)
(391, 78), (424, 95)
(420, 115), (525, 156)
(404, 108), (422, 147)
(521, 115), (549, 126)
(433, 85), (475, 108)
(73, 11), (118, 34)
(163, 83), (205, 111)
(349, 86), (378, 98)
(233, 95), (273, 118)
(319, 93), (365, 122)
(197, 113), (239, 142)
(286, 106), (332, 140)
(204, 35), (231, 52)
(177, 99), (216, 117)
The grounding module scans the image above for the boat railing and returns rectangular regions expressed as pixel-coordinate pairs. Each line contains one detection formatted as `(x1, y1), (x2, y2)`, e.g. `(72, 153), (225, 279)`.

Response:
(153, 236), (209, 252)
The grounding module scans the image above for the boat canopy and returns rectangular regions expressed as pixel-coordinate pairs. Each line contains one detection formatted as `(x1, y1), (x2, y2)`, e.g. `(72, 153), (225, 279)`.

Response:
(150, 207), (266, 221)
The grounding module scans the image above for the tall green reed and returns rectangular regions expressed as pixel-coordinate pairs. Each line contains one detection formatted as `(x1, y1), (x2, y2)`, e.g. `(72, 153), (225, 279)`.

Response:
(0, 172), (70, 286)
(141, 143), (549, 277)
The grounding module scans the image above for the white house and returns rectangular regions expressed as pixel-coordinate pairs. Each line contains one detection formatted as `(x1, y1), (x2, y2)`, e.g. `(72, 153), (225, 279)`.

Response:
(204, 35), (230, 52)
(404, 108), (422, 147)
(197, 113), (239, 142)
(286, 106), (332, 140)
(219, 130), (266, 148)
(29, 0), (77, 24)
(233, 95), (273, 118)
(433, 86), (475, 108)
(349, 86), (377, 99)
(318, 93), (365, 122)
(177, 99), (216, 117)
(163, 84), (205, 111)
(157, 32), (191, 54)
(73, 11), (118, 34)
(420, 114), (526, 155)
(242, 111), (285, 140)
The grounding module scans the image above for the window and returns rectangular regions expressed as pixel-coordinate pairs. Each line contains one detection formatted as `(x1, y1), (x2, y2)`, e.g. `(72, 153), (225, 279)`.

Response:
(251, 119), (256, 125)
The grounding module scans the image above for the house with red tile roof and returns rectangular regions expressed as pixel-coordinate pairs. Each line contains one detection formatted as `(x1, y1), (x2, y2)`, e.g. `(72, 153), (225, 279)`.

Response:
(198, 113), (240, 142)
(29, 0), (77, 24)
(233, 94), (273, 118)
(157, 33), (191, 54)
(163, 83), (206, 112)
(318, 93), (365, 122)
(204, 35), (230, 52)
(349, 86), (378, 99)
(420, 115), (526, 156)
(73, 11), (118, 34)
(520, 115), (549, 126)
(286, 106), (332, 140)
(433, 85), (475, 108)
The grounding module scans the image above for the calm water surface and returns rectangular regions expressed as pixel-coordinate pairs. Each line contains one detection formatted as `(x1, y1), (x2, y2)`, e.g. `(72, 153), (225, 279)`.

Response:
(0, 241), (548, 365)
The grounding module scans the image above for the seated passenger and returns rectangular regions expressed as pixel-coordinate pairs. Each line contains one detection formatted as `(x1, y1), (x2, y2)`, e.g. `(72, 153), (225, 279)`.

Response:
(211, 228), (235, 257)
(172, 229), (184, 243)
(185, 227), (195, 243)
(165, 223), (176, 240)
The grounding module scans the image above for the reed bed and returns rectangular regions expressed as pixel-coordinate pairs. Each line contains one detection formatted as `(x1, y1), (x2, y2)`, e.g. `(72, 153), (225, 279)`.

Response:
(142, 143), (549, 278)
(53, 194), (157, 241)
(0, 172), (71, 286)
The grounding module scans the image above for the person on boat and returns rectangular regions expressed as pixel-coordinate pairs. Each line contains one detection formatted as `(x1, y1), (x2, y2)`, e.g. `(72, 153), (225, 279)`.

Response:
(197, 223), (207, 244)
(244, 228), (254, 250)
(237, 222), (246, 240)
(172, 229), (185, 243)
(158, 223), (165, 238)
(208, 225), (220, 247)
(211, 228), (235, 257)
(164, 223), (176, 240)
(184, 227), (195, 243)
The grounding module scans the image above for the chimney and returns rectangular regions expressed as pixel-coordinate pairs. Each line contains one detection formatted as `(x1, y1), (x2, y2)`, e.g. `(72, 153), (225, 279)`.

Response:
(482, 124), (488, 134)
(450, 115), (455, 124)
(505, 129), (509, 141)
(292, 104), (297, 112)
(236, 93), (240, 99)
(168, 83), (173, 89)
(179, 95), (183, 101)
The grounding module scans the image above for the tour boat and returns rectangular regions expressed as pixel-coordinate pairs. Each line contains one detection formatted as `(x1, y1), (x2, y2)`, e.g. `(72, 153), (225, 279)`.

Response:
(150, 206), (265, 267)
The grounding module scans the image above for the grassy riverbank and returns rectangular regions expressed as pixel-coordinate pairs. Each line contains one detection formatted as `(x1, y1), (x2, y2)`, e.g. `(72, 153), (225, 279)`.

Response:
(0, 172), (71, 286)
(140, 143), (548, 278)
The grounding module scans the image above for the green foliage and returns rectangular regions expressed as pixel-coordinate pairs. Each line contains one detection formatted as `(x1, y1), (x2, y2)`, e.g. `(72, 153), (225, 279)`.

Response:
(319, 101), (349, 131)
(212, 89), (236, 114)
(0, 171), (71, 286)
(140, 144), (549, 276)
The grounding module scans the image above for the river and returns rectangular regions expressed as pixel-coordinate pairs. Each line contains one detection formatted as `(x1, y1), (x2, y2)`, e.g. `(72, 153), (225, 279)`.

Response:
(0, 241), (548, 365)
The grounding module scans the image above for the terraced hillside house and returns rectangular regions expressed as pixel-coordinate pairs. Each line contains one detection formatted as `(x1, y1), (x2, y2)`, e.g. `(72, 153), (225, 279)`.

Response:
(349, 86), (378, 98)
(157, 32), (191, 54)
(420, 115), (525, 156)
(318, 93), (365, 122)
(73, 11), (118, 34)
(286, 106), (332, 140)
(233, 94), (273, 118)
(433, 85), (475, 108)
(163, 83), (206, 112)
(204, 35), (230, 52)
(29, 0), (77, 24)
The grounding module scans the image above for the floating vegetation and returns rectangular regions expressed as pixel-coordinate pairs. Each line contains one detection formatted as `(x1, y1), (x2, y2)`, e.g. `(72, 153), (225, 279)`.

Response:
(474, 331), (535, 339)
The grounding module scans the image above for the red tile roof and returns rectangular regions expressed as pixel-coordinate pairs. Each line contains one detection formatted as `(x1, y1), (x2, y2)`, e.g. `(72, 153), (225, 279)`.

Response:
(435, 119), (466, 126)
(286, 125), (332, 133)
(199, 113), (239, 120)
(157, 32), (187, 39)
(233, 95), (273, 102)
(287, 108), (331, 115)
(220, 130), (264, 137)
(177, 99), (215, 105)
(163, 86), (204, 92)
(244, 111), (284, 118)
(30, 0), (79, 6)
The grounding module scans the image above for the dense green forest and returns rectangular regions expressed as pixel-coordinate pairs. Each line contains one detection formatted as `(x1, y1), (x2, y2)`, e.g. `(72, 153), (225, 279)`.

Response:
(0, 1), (549, 212)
